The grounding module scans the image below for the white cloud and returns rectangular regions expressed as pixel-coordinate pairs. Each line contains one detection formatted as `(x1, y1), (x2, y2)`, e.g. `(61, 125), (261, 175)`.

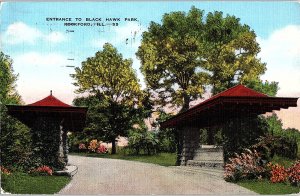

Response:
(2, 22), (43, 44)
(14, 52), (69, 67)
(257, 25), (300, 97)
(2, 22), (67, 45)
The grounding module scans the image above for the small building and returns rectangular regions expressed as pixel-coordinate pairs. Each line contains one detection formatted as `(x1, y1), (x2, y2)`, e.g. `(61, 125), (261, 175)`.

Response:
(6, 91), (87, 169)
(161, 85), (298, 167)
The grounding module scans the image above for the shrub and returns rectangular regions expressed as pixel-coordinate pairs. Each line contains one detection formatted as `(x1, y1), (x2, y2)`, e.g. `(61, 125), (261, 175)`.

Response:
(88, 139), (98, 152)
(222, 116), (268, 161)
(30, 165), (53, 176)
(268, 163), (288, 183)
(224, 149), (266, 182)
(253, 134), (298, 160)
(286, 161), (300, 187)
(128, 124), (159, 155)
(96, 144), (108, 154)
(0, 106), (32, 171)
(78, 143), (87, 150)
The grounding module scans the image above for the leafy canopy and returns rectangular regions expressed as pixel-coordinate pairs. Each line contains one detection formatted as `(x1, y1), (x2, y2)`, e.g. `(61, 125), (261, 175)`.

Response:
(203, 11), (266, 95)
(137, 7), (267, 111)
(72, 43), (142, 106)
(137, 7), (208, 111)
(0, 52), (31, 170)
(71, 43), (143, 154)
(0, 51), (21, 104)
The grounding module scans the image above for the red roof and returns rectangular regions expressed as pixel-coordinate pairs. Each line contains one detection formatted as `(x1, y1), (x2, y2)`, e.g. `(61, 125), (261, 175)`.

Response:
(28, 92), (71, 107)
(161, 84), (298, 128)
(189, 84), (268, 110)
(214, 84), (268, 97)
(6, 91), (87, 132)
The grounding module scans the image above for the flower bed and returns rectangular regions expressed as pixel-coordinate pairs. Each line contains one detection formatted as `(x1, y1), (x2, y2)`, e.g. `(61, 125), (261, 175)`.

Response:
(225, 149), (300, 187)
(79, 139), (108, 154)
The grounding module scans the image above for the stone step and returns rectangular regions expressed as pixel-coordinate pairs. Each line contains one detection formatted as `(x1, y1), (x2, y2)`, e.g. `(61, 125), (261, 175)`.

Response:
(193, 147), (223, 162)
(186, 160), (224, 169)
(194, 147), (223, 153)
(193, 151), (223, 160)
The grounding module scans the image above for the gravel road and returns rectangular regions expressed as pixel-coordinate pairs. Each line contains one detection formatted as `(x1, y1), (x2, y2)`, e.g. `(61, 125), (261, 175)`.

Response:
(59, 155), (256, 195)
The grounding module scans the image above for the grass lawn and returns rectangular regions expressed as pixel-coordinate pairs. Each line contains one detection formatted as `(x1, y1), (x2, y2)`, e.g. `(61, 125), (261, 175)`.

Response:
(70, 152), (177, 167)
(1, 172), (71, 194)
(237, 179), (299, 195)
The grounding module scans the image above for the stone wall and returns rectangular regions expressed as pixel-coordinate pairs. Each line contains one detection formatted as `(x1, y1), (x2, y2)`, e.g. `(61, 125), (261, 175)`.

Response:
(179, 126), (200, 166)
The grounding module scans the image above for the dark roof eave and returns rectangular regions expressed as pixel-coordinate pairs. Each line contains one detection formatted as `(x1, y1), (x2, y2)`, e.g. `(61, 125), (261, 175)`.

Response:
(160, 96), (299, 129)
(6, 104), (88, 114)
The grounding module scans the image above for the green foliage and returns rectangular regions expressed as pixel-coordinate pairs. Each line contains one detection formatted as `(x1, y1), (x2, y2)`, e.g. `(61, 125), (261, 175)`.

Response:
(0, 52), (21, 104)
(72, 43), (143, 154)
(1, 172), (70, 194)
(256, 114), (300, 159)
(0, 52), (32, 171)
(128, 124), (159, 155)
(222, 116), (268, 161)
(245, 79), (279, 97)
(0, 106), (32, 170)
(253, 134), (298, 160)
(73, 94), (141, 154)
(72, 43), (142, 106)
(137, 7), (208, 111)
(203, 12), (266, 95)
(29, 117), (65, 170)
(152, 110), (176, 153)
(137, 7), (267, 111)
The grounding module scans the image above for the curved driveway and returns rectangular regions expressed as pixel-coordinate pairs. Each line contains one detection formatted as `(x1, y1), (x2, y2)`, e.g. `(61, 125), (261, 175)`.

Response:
(59, 155), (256, 195)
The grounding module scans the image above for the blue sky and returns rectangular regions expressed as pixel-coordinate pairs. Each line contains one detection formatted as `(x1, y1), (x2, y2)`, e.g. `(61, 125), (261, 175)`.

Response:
(1, 1), (300, 107)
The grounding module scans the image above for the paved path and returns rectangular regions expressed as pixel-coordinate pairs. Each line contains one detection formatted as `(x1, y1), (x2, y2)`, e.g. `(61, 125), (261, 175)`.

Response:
(59, 155), (256, 195)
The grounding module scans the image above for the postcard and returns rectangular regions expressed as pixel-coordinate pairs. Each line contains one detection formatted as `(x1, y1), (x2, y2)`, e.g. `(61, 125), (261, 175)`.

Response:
(1, 1), (299, 195)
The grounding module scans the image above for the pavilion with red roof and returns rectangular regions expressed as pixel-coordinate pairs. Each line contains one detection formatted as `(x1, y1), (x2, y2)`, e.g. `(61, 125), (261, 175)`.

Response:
(6, 91), (87, 168)
(161, 85), (298, 167)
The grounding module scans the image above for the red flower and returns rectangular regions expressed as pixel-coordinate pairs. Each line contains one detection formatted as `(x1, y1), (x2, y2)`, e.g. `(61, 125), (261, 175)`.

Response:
(32, 165), (53, 176)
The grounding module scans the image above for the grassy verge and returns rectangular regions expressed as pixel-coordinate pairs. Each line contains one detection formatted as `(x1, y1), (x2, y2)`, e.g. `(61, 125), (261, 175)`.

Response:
(1, 172), (71, 194)
(237, 179), (299, 195)
(70, 152), (177, 167)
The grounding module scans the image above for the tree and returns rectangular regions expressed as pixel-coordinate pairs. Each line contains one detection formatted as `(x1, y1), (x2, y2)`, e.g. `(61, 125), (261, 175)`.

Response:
(137, 7), (267, 111)
(72, 43), (142, 154)
(0, 52), (21, 104)
(245, 79), (279, 97)
(137, 7), (208, 112)
(0, 52), (31, 169)
(202, 11), (266, 95)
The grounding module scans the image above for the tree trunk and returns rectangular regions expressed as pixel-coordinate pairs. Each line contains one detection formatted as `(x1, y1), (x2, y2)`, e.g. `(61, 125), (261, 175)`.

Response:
(180, 92), (190, 113)
(111, 138), (116, 154)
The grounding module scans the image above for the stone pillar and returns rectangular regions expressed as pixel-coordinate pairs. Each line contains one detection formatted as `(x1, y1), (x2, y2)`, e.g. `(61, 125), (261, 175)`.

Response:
(62, 130), (68, 165)
(180, 126), (200, 166)
(58, 122), (68, 167)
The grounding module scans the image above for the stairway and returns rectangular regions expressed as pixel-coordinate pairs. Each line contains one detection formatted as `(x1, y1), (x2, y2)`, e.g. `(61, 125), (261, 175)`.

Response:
(186, 145), (224, 169)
